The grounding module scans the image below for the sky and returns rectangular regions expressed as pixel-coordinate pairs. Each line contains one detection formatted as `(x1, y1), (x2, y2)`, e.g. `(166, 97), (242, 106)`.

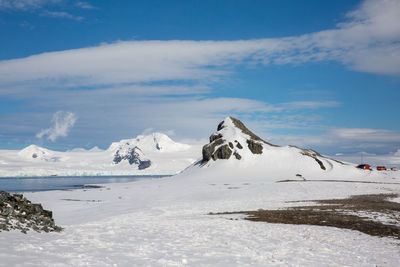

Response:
(0, 0), (399, 157)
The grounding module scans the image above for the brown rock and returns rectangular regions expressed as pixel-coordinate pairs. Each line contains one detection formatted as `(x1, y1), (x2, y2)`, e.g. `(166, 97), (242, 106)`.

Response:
(212, 144), (232, 160)
(247, 139), (263, 154)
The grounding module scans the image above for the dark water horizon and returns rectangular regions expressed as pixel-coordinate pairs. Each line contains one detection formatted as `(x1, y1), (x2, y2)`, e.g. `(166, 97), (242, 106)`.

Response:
(0, 175), (169, 193)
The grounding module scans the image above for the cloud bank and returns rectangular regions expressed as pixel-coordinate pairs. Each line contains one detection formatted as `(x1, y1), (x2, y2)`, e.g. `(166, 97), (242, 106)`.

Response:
(0, 0), (399, 92)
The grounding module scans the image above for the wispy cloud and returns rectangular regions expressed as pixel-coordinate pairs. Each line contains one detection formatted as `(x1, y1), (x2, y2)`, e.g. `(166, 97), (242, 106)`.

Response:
(41, 10), (83, 21)
(330, 128), (400, 143)
(0, 0), (88, 21)
(75, 1), (96, 10)
(36, 111), (77, 142)
(0, 0), (60, 10)
(282, 101), (340, 110)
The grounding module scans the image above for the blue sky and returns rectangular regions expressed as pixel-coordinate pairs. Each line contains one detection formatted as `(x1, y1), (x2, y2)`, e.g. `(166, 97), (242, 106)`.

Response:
(0, 0), (399, 156)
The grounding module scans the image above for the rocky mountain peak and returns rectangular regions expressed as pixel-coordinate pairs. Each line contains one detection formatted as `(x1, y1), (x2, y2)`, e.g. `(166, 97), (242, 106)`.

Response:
(201, 117), (277, 165)
(112, 144), (151, 170)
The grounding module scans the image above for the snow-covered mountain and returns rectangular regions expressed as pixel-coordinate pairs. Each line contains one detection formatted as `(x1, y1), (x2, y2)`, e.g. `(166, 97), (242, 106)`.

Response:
(0, 133), (201, 177)
(107, 133), (192, 170)
(182, 117), (385, 181)
(18, 145), (68, 162)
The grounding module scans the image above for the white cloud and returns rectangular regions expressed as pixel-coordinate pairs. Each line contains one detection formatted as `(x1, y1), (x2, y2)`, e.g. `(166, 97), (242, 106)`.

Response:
(75, 1), (96, 10)
(282, 101), (340, 110)
(0, 0), (398, 92)
(0, 0), (60, 10)
(36, 111), (77, 142)
(329, 128), (400, 143)
(0, 0), (87, 21)
(41, 10), (83, 21)
(261, 126), (400, 155)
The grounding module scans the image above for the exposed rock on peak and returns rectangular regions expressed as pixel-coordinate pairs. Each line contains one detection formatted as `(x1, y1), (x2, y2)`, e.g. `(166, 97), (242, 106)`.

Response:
(202, 117), (276, 164)
(112, 144), (151, 170)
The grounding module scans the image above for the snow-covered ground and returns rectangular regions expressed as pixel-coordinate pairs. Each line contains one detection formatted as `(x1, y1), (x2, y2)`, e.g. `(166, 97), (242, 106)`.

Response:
(1, 167), (400, 266)
(1, 117), (400, 266)
(0, 133), (201, 177)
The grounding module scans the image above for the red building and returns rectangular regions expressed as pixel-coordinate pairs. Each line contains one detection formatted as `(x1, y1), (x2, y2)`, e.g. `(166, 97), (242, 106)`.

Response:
(357, 164), (371, 170)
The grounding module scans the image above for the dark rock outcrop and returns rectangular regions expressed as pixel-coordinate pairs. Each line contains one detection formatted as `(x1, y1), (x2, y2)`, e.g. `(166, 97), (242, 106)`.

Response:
(235, 141), (243, 149)
(138, 160), (151, 170)
(210, 133), (223, 143)
(247, 139), (263, 154)
(212, 144), (233, 160)
(202, 138), (224, 162)
(113, 146), (151, 170)
(0, 191), (62, 234)
(233, 152), (242, 160)
(201, 117), (272, 164)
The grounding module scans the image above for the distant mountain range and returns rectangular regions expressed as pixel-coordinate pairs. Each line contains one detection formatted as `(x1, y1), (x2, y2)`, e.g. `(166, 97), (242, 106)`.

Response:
(1, 117), (393, 178)
(0, 133), (201, 177)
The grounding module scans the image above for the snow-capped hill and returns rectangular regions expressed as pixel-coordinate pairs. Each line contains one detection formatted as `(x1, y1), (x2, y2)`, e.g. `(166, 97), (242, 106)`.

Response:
(18, 145), (65, 162)
(108, 132), (190, 154)
(201, 116), (278, 164)
(196, 117), (355, 180)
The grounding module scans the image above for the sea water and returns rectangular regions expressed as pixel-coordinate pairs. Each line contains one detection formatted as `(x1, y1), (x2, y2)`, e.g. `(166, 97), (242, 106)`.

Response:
(0, 175), (168, 193)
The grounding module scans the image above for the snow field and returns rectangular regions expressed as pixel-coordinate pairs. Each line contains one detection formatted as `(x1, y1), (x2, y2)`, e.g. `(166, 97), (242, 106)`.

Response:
(1, 169), (399, 266)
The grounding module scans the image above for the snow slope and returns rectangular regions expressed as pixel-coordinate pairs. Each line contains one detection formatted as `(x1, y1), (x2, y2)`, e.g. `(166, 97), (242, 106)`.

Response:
(1, 117), (400, 266)
(0, 133), (201, 177)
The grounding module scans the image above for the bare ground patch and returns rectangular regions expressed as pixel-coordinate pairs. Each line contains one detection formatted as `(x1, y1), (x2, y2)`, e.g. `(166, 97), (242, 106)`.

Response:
(211, 194), (400, 239)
